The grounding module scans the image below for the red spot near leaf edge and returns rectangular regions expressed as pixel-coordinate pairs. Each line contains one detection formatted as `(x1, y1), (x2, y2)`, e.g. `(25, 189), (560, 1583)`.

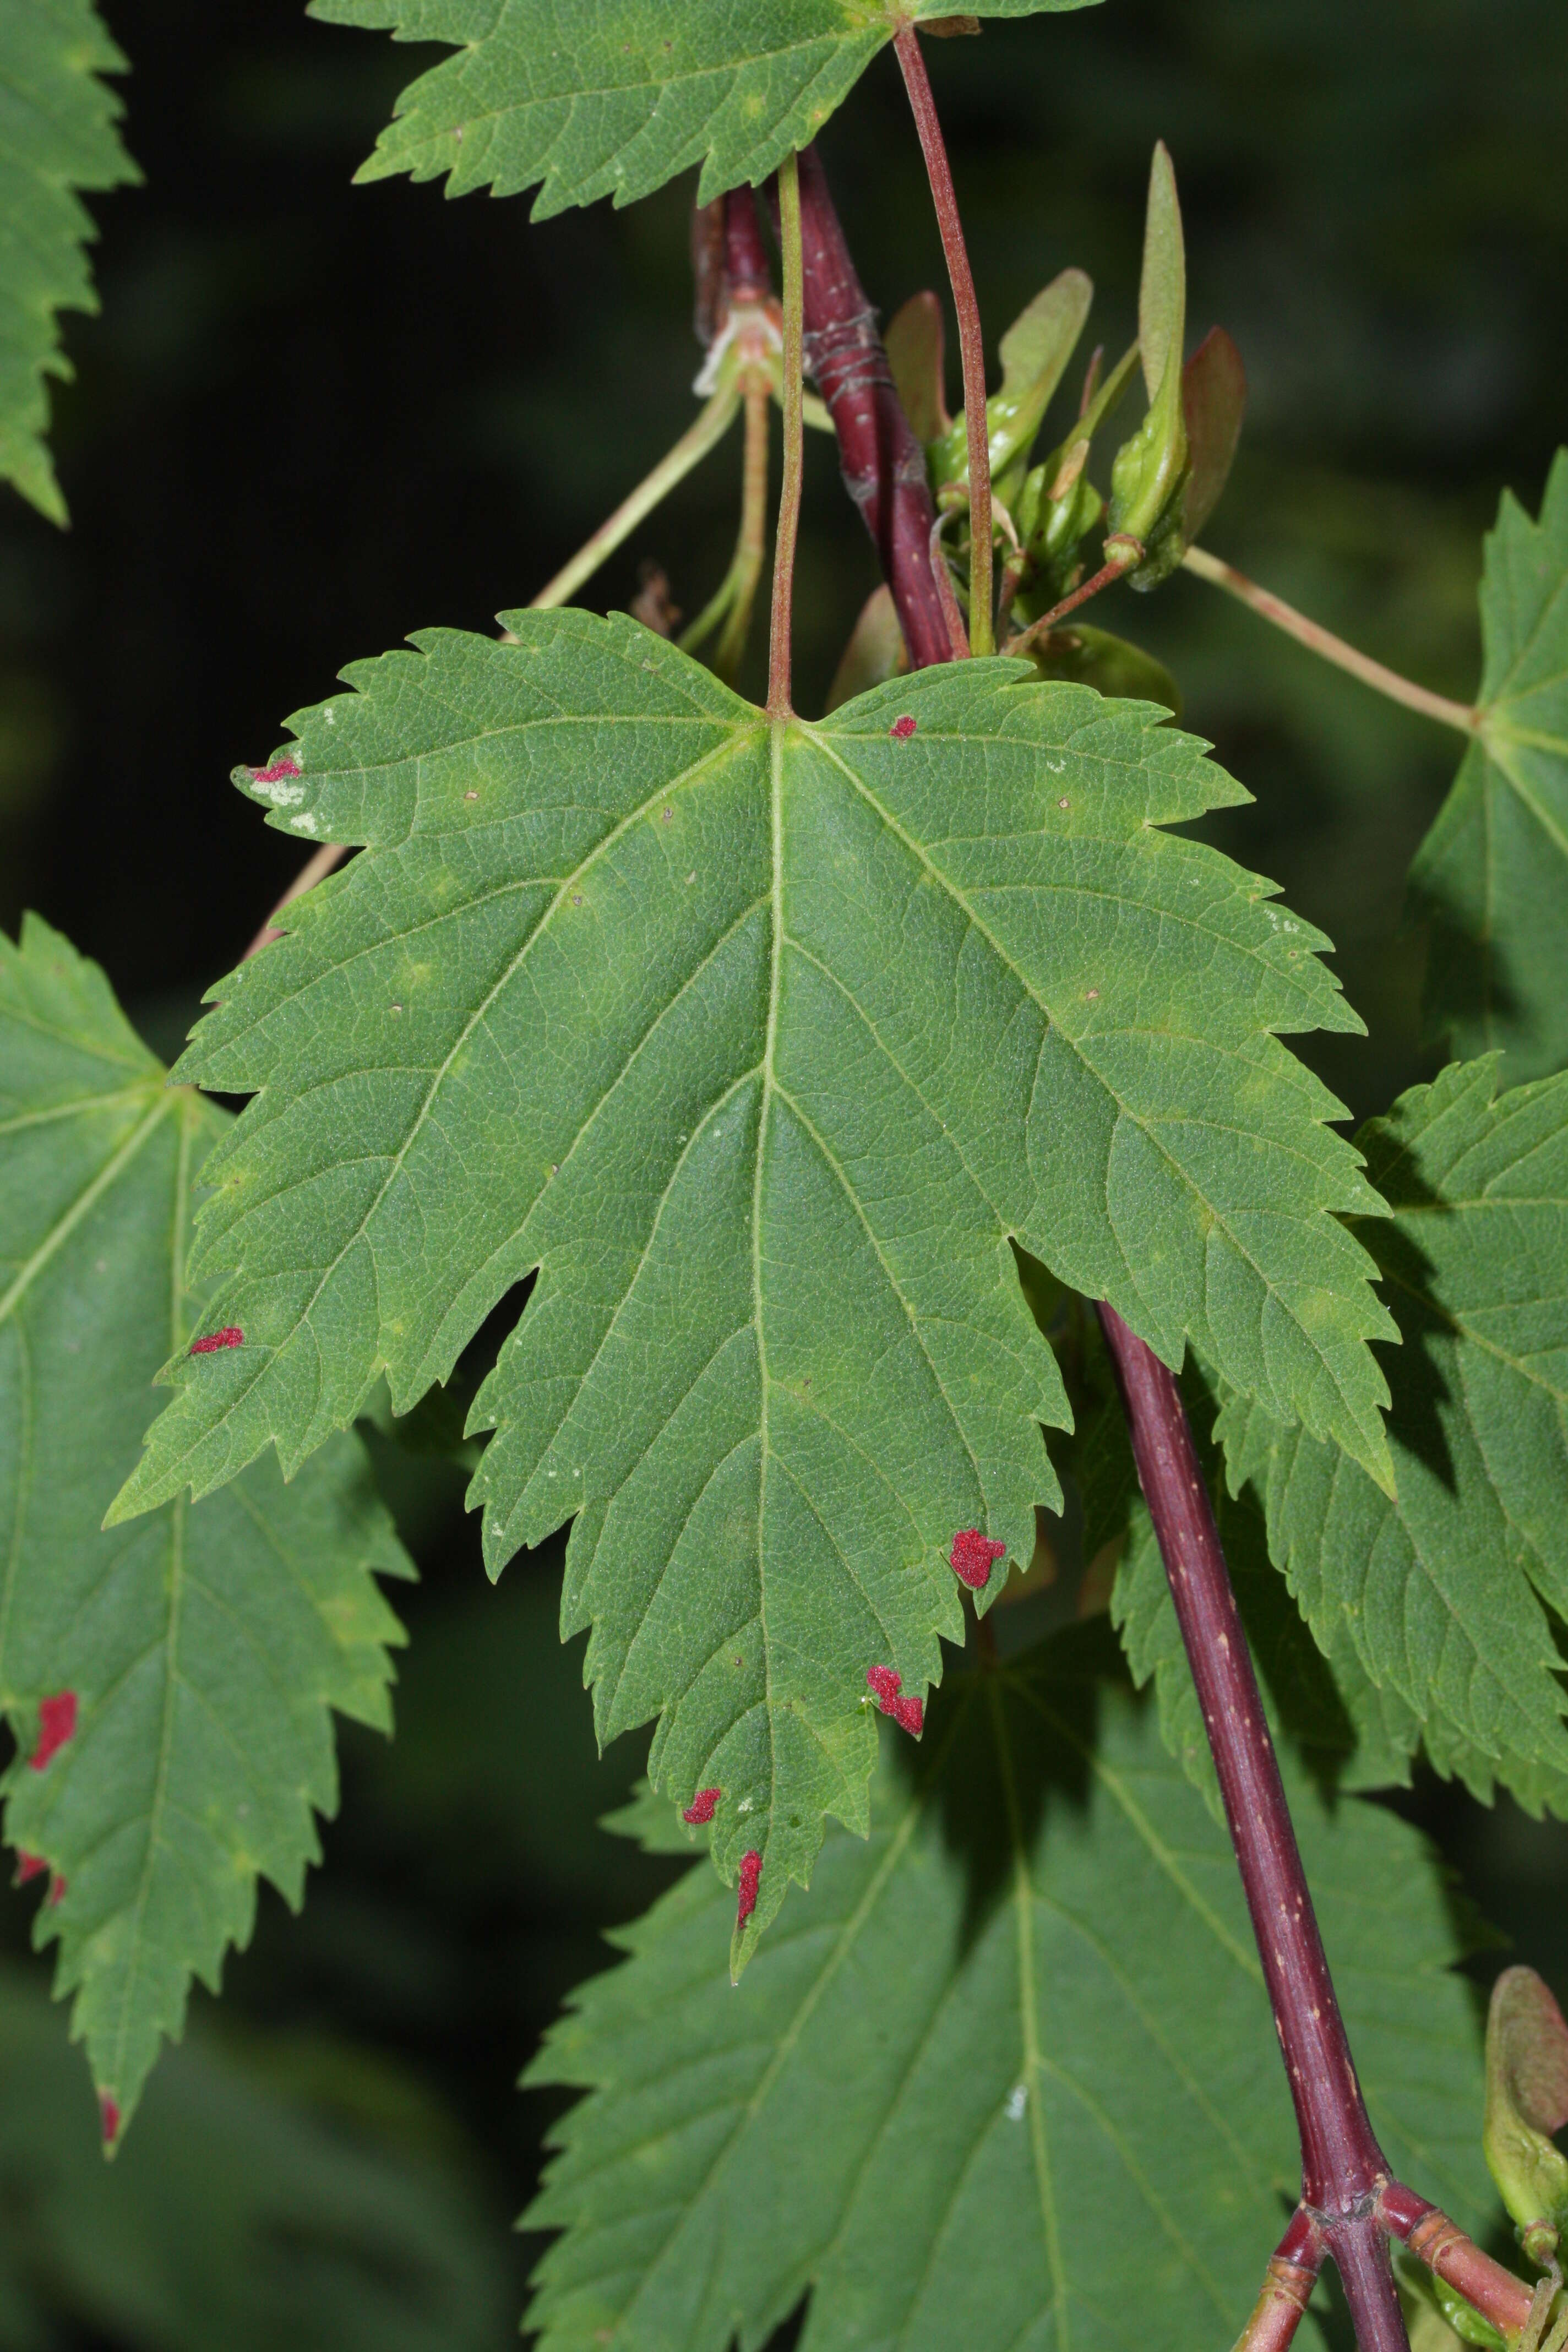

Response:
(29, 1692), (77, 1771)
(737, 1850), (763, 1927)
(682, 1787), (720, 1825)
(47, 1873), (66, 1907)
(949, 1528), (1007, 1589)
(866, 1666), (923, 1738)
(99, 2093), (121, 2148)
(889, 715), (918, 741)
(252, 759), (301, 786)
(15, 1852), (45, 1883)
(865, 1665), (901, 1711)
(190, 1326), (243, 1354)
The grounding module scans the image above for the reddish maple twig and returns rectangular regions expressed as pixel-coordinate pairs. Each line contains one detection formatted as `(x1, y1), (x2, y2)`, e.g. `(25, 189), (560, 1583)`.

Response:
(893, 23), (993, 654)
(1095, 1307), (1543, 2352)
(789, 146), (951, 671)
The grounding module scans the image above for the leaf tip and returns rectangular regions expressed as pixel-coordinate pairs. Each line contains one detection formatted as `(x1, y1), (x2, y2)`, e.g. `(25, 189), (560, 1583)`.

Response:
(682, 1787), (721, 1826)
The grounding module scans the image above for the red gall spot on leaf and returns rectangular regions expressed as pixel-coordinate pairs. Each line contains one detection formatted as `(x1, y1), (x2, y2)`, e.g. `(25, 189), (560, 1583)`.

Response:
(890, 715), (918, 741)
(99, 2093), (121, 2148)
(252, 759), (301, 786)
(682, 1788), (721, 1825)
(949, 1529), (1006, 1589)
(47, 1873), (66, 1907)
(865, 1664), (901, 1711)
(737, 1849), (762, 1928)
(866, 1667), (923, 1738)
(30, 1692), (77, 1771)
(15, 1853), (45, 1884)
(190, 1326), (243, 1354)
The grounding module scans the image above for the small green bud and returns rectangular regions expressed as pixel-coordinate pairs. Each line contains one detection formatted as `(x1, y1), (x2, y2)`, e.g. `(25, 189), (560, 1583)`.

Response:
(928, 268), (1093, 494)
(1483, 1967), (1568, 2268)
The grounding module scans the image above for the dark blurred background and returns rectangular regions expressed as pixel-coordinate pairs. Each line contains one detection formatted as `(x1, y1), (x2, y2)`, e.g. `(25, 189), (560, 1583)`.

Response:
(2, 1), (1566, 2343)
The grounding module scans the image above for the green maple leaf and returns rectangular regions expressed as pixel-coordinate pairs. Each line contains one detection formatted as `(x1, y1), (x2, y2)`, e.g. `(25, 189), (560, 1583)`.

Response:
(524, 1627), (1493, 2352)
(1217, 1055), (1568, 1817)
(1411, 450), (1568, 1083)
(110, 620), (1392, 1956)
(0, 916), (411, 2139)
(107, 630), (1382, 1966)
(307, 0), (1099, 216)
(0, 0), (138, 525)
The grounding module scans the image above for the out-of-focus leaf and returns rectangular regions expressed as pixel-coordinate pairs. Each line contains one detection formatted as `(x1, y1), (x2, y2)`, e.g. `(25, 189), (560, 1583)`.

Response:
(1483, 1966), (1568, 2261)
(823, 584), (907, 712)
(884, 291), (949, 447)
(0, 0), (138, 524)
(1410, 451), (1568, 1082)
(1019, 622), (1182, 716)
(0, 1960), (510, 2352)
(1182, 326), (1246, 542)
(524, 1625), (1493, 2352)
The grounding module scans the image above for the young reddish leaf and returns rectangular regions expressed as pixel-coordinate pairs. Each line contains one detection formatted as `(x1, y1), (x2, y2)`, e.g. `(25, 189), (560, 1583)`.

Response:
(1181, 326), (1246, 543)
(29, 1692), (77, 1771)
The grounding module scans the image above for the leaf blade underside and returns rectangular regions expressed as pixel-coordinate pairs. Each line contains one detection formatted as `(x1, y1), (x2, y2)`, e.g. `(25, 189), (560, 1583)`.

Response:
(0, 915), (411, 2136)
(304, 0), (1101, 216)
(1217, 1055), (1568, 1817)
(1410, 449), (1568, 1084)
(0, 0), (138, 524)
(113, 617), (1392, 1950)
(523, 1631), (1493, 2352)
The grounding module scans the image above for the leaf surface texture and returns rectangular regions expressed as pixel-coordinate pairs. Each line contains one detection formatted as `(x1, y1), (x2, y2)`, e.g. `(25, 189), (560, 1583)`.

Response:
(0, 916), (411, 2132)
(1411, 450), (1568, 1081)
(524, 1631), (1493, 2352)
(306, 0), (1099, 215)
(115, 620), (1392, 1947)
(0, 0), (137, 522)
(1218, 1057), (1568, 1815)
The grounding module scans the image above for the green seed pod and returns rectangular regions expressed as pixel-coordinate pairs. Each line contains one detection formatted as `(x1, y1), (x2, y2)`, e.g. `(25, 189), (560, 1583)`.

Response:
(1483, 1966), (1568, 2268)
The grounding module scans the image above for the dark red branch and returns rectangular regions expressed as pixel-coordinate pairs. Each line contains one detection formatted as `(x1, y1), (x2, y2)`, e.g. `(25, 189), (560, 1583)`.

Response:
(1095, 1306), (1408, 2352)
(790, 146), (952, 671)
